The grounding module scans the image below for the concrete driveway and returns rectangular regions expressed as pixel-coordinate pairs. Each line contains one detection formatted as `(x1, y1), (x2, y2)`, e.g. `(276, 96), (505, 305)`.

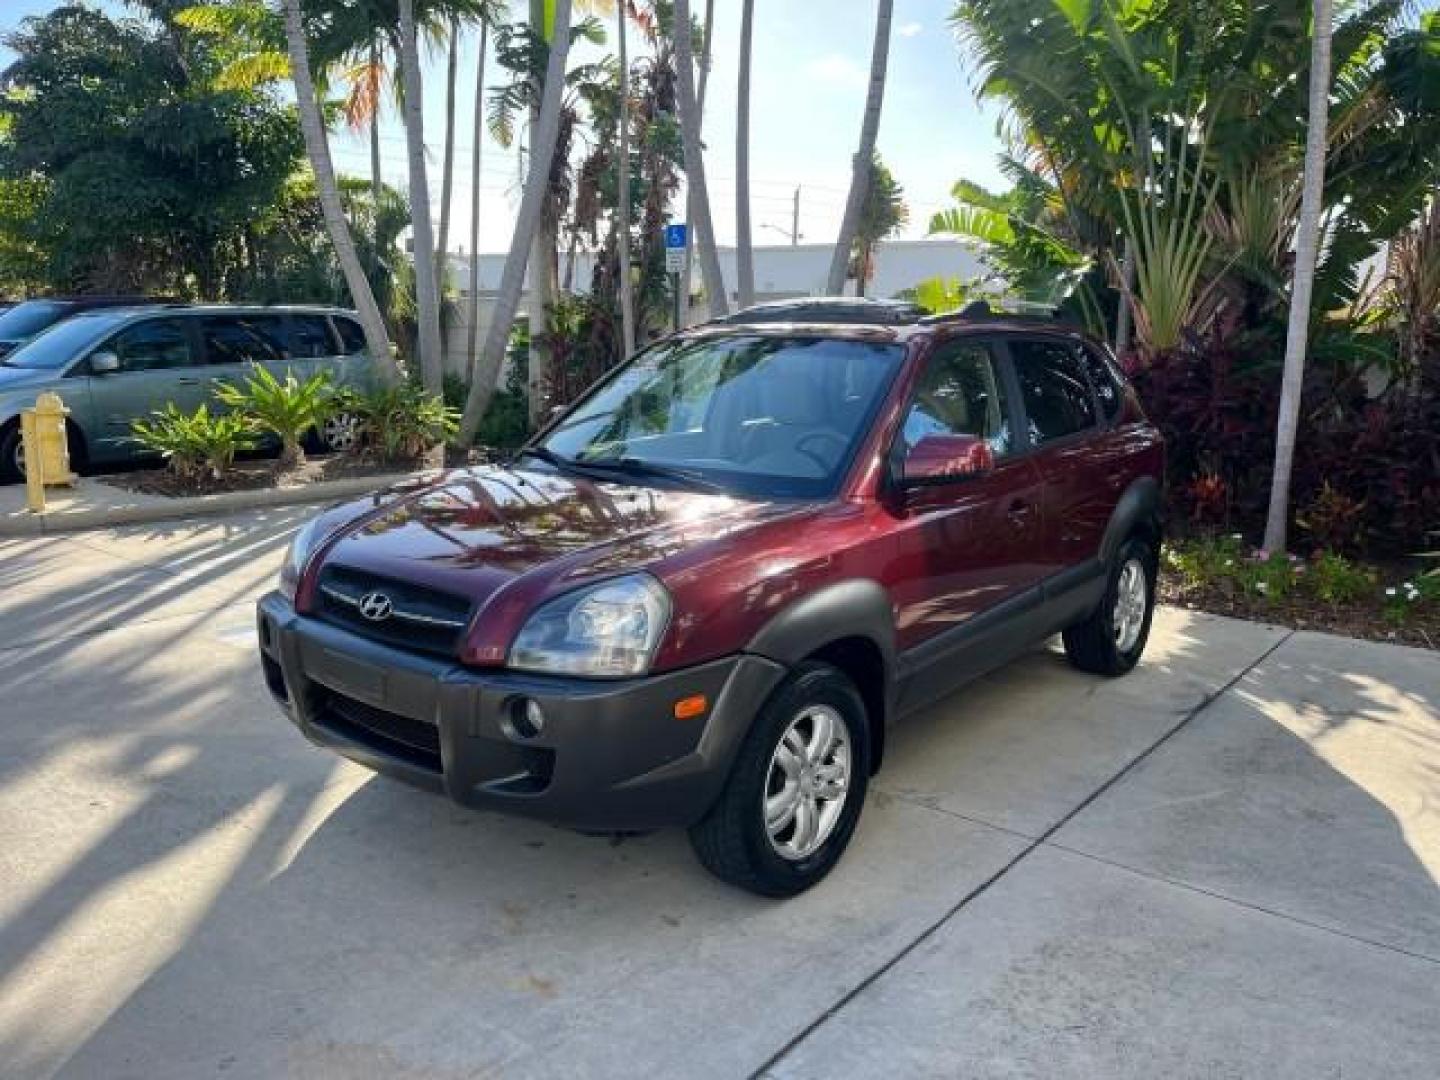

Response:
(0, 511), (1436, 1079)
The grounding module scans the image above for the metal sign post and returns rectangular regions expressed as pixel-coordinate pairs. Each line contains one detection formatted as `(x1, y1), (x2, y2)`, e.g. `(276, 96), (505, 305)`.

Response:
(664, 223), (688, 332)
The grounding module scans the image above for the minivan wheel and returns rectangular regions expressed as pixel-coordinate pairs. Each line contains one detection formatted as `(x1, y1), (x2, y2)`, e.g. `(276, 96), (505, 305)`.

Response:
(0, 423), (23, 483)
(1063, 535), (1157, 677)
(316, 412), (361, 454)
(689, 662), (870, 897)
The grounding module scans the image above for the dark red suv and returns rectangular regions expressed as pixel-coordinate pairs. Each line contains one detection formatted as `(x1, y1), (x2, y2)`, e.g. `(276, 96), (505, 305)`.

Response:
(256, 300), (1164, 896)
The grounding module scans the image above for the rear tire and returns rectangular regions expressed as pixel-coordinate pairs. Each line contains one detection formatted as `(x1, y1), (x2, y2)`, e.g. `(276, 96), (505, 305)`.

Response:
(1063, 536), (1157, 677)
(689, 662), (870, 897)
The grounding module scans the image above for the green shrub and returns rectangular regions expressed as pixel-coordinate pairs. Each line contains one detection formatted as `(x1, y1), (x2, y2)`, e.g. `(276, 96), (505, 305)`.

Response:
(344, 382), (458, 462)
(1382, 571), (1440, 625)
(214, 365), (334, 468)
(131, 403), (255, 481)
(1306, 551), (1374, 605)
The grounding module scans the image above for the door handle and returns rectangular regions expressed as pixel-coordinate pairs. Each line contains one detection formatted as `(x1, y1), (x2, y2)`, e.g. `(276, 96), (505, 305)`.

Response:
(174, 378), (203, 386)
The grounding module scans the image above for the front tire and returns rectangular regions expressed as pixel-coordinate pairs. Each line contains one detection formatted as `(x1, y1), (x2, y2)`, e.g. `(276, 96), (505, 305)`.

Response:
(0, 422), (24, 483)
(689, 662), (870, 897)
(1063, 535), (1157, 677)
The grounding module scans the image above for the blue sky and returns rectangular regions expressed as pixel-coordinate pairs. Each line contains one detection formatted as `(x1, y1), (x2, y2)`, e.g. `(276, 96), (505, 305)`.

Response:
(2, 1), (1008, 253)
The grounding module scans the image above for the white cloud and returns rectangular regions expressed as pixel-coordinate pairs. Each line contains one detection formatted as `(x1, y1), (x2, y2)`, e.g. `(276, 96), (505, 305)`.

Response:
(804, 53), (867, 88)
(898, 21), (923, 38)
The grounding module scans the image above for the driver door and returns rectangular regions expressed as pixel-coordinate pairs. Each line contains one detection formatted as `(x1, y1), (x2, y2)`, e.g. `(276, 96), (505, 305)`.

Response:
(886, 337), (1048, 711)
(82, 317), (207, 461)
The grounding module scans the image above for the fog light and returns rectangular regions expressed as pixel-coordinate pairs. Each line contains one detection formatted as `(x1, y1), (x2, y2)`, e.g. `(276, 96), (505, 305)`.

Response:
(502, 697), (545, 741)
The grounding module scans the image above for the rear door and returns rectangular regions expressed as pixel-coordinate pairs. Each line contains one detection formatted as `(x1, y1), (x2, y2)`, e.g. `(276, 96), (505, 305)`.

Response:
(82, 316), (207, 460)
(1006, 335), (1110, 578)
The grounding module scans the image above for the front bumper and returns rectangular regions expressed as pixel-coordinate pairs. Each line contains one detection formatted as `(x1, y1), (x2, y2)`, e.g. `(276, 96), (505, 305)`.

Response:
(257, 592), (786, 831)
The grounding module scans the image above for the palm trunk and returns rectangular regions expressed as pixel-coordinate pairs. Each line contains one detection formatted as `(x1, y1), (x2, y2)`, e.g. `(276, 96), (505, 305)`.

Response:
(826, 0), (893, 295)
(525, 0), (554, 429)
(735, 0), (756, 309)
(1263, 0), (1333, 554)
(1115, 237), (1135, 354)
(673, 0), (727, 319)
(369, 44), (383, 248)
(436, 18), (460, 270)
(458, 0), (573, 443)
(616, 3), (636, 357)
(680, 0), (715, 325)
(398, 0), (445, 394)
(281, 0), (395, 381)
(465, 22), (489, 385)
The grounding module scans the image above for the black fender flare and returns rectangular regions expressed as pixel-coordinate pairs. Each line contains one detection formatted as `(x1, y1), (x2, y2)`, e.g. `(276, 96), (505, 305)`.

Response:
(744, 578), (897, 769)
(1099, 475), (1163, 567)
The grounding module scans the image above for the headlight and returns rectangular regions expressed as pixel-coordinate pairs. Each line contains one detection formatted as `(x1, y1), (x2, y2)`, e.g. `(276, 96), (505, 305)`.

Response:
(278, 518), (324, 601)
(509, 573), (671, 678)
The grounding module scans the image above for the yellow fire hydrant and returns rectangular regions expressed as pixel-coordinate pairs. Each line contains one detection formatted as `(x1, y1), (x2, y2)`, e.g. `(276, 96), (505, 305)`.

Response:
(21, 391), (77, 513)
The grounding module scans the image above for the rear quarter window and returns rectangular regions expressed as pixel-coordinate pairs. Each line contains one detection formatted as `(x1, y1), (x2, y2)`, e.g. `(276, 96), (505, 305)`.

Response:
(1078, 342), (1125, 421)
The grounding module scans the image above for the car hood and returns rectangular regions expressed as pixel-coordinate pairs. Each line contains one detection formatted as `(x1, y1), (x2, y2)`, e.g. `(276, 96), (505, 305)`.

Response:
(314, 464), (809, 607)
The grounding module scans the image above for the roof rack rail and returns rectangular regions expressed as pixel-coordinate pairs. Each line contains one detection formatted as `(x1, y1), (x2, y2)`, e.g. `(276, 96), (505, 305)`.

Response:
(716, 297), (927, 326)
(919, 300), (1082, 327)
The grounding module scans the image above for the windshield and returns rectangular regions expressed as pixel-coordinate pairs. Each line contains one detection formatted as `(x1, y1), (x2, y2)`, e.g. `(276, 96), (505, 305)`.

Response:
(541, 334), (905, 499)
(2, 311), (130, 370)
(0, 301), (74, 342)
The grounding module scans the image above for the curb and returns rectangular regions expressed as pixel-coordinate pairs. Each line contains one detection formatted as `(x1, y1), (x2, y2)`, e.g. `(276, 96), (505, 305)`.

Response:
(1, 471), (420, 537)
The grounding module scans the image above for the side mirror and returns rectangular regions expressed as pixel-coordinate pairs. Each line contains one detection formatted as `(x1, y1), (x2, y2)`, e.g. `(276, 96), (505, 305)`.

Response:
(89, 350), (120, 375)
(901, 433), (995, 486)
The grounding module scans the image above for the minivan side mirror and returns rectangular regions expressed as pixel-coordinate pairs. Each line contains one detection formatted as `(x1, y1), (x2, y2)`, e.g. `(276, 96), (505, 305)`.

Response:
(89, 350), (120, 375)
(901, 433), (995, 486)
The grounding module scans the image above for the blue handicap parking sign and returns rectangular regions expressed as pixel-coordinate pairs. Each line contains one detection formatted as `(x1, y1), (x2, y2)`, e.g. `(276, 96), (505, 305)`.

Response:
(664, 223), (688, 249)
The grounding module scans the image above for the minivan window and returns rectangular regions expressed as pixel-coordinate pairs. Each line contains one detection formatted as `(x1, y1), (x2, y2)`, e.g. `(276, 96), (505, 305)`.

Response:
(0, 301), (73, 341)
(200, 314), (287, 365)
(901, 342), (1012, 458)
(288, 314), (337, 358)
(332, 316), (366, 355)
(106, 318), (193, 372)
(1011, 339), (1097, 445)
(1, 312), (129, 370)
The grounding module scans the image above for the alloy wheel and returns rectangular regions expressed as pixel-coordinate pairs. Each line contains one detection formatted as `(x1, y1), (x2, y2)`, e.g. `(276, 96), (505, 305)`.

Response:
(763, 704), (852, 861)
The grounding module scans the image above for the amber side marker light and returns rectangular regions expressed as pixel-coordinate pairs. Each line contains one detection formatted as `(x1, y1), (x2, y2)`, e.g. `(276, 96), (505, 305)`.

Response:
(673, 694), (708, 720)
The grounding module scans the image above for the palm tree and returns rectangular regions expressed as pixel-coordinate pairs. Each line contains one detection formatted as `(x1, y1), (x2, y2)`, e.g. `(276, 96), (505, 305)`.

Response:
(465, 19), (491, 383)
(826, 0), (893, 295)
(615, 0), (637, 356)
(458, 0), (574, 442)
(1264, 0), (1334, 553)
(850, 154), (907, 296)
(672, 0), (727, 318)
(280, 0), (396, 380)
(436, 17), (461, 268)
(679, 0), (715, 322)
(397, 0), (446, 395)
(735, 0), (756, 309)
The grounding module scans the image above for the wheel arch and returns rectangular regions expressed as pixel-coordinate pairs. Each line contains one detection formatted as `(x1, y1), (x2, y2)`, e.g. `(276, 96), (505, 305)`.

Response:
(1100, 475), (1162, 566)
(745, 579), (896, 774)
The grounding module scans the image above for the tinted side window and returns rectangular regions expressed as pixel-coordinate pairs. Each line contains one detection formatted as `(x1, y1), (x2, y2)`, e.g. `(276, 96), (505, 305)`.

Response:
(288, 314), (337, 358)
(105, 319), (193, 373)
(1078, 343), (1124, 421)
(901, 342), (1012, 458)
(332, 317), (366, 355)
(200, 314), (287, 365)
(1011, 339), (1097, 445)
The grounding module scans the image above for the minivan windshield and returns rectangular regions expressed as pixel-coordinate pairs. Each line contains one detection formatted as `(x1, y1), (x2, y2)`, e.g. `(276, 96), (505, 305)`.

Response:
(0, 301), (73, 342)
(540, 334), (905, 499)
(1, 311), (130, 370)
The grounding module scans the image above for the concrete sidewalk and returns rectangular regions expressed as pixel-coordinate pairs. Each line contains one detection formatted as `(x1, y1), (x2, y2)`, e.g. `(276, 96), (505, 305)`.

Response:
(0, 513), (1436, 1078)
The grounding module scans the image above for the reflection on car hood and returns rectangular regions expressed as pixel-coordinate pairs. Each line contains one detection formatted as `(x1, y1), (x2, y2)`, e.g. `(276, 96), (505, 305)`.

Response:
(317, 464), (804, 605)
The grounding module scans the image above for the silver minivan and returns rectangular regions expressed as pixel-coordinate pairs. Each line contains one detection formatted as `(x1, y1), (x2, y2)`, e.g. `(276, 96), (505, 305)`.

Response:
(0, 305), (380, 480)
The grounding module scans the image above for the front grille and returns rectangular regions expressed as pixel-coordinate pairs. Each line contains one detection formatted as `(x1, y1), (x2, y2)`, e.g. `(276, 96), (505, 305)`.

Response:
(315, 566), (473, 657)
(312, 684), (442, 772)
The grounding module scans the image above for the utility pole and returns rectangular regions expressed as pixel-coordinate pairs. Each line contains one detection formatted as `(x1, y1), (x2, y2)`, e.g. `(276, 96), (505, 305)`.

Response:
(791, 186), (800, 247)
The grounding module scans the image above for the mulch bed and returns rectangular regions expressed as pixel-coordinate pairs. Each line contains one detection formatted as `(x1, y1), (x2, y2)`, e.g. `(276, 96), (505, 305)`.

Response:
(1159, 569), (1439, 651)
(98, 453), (427, 499)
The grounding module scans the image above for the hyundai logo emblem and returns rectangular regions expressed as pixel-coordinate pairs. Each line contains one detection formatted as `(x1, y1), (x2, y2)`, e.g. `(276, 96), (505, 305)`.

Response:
(357, 591), (394, 622)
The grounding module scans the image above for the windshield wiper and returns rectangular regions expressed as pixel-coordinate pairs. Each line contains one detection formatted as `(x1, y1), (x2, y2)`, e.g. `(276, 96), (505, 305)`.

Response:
(511, 445), (578, 472)
(574, 456), (729, 494)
